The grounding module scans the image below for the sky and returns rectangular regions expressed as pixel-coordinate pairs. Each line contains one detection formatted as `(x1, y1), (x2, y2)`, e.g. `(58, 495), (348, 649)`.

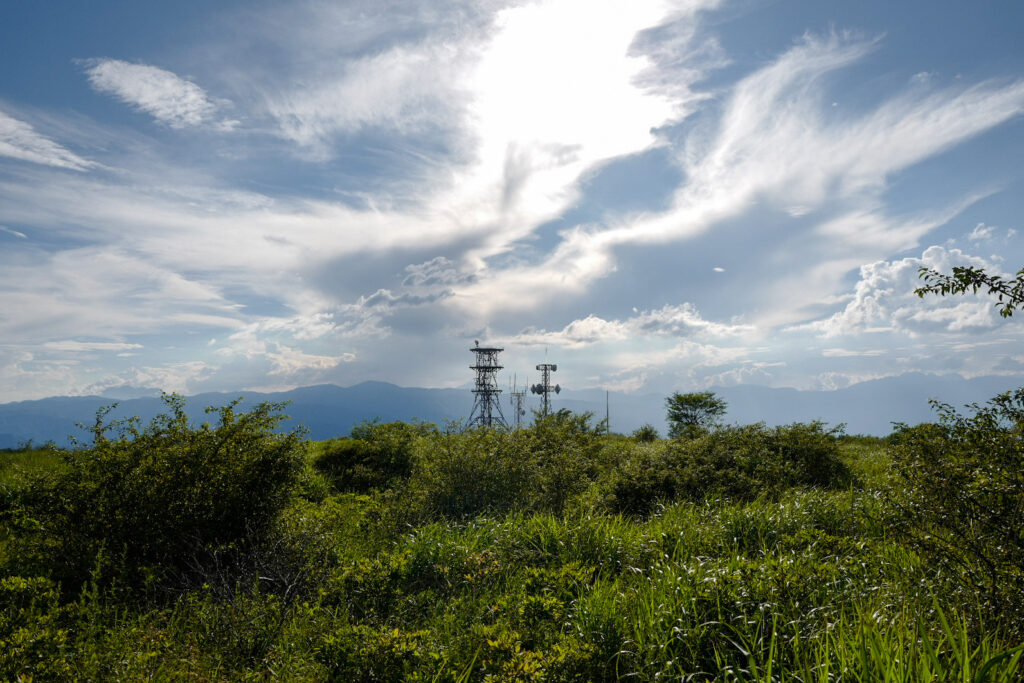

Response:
(1, 0), (1023, 404)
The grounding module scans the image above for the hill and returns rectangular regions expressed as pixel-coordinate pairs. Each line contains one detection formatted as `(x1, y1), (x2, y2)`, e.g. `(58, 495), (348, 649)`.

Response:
(1, 373), (1021, 447)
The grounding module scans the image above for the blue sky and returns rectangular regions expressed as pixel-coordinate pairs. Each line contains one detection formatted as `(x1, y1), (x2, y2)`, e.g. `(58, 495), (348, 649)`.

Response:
(1, 0), (1023, 402)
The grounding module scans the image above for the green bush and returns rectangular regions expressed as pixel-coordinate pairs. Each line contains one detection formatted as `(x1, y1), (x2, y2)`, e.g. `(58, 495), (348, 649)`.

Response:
(387, 411), (605, 523)
(890, 389), (1024, 637)
(0, 576), (73, 680)
(601, 421), (853, 515)
(12, 395), (305, 593)
(313, 420), (436, 493)
(631, 424), (659, 442)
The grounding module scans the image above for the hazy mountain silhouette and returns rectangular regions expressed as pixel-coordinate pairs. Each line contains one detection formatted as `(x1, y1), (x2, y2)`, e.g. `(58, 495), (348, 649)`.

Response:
(1, 373), (1020, 448)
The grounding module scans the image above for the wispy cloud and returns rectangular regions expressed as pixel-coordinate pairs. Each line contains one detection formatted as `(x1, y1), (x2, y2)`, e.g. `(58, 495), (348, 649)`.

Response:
(0, 225), (28, 239)
(0, 110), (95, 170)
(506, 303), (754, 349)
(43, 341), (143, 352)
(83, 59), (225, 128)
(452, 32), (1024, 314)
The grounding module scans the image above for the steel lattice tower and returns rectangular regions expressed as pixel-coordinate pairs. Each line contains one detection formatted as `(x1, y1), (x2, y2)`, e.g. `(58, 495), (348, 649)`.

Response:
(531, 363), (559, 417)
(468, 341), (508, 428)
(509, 375), (527, 428)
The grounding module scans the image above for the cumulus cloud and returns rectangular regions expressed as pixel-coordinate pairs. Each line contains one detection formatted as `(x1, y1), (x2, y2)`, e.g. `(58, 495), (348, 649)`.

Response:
(0, 110), (94, 170)
(83, 59), (222, 128)
(798, 245), (1015, 337)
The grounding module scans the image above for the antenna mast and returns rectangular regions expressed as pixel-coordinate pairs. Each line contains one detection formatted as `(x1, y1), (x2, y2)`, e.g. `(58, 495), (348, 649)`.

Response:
(468, 341), (508, 428)
(509, 374), (527, 428)
(531, 363), (560, 417)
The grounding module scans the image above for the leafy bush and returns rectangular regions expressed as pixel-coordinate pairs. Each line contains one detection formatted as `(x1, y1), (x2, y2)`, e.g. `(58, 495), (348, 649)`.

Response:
(0, 576), (73, 680)
(387, 411), (605, 523)
(12, 395), (305, 593)
(890, 389), (1024, 637)
(312, 420), (436, 493)
(631, 424), (659, 442)
(602, 421), (853, 515)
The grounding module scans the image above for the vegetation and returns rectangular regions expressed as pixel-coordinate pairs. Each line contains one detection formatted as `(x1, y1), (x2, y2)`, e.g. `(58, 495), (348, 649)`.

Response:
(665, 390), (728, 437)
(916, 264), (1024, 317)
(0, 391), (1021, 680)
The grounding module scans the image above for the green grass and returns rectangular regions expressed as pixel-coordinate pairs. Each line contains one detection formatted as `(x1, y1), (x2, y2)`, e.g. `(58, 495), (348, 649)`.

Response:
(0, 447), (65, 487)
(0, 417), (1020, 681)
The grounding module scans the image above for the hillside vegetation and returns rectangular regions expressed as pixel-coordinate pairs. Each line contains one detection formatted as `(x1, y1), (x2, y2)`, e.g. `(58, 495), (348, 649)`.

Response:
(0, 394), (1022, 681)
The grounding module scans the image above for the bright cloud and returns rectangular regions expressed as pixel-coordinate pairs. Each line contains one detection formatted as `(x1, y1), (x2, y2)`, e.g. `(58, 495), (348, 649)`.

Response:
(83, 59), (222, 128)
(0, 110), (94, 170)
(800, 245), (1015, 337)
(507, 304), (753, 349)
(42, 341), (144, 352)
(1, 2), (1023, 401)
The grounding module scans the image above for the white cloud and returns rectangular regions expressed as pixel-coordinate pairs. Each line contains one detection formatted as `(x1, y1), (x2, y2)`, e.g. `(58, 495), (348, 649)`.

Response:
(266, 344), (354, 376)
(0, 225), (27, 239)
(453, 33), (1024, 314)
(967, 222), (996, 241)
(505, 303), (753, 349)
(43, 341), (144, 353)
(821, 348), (887, 358)
(0, 246), (241, 344)
(80, 361), (214, 397)
(798, 245), (1015, 337)
(83, 59), (221, 128)
(0, 110), (94, 170)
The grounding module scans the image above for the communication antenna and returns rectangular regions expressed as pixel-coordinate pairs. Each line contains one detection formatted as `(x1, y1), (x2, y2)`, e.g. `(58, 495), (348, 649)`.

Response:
(467, 341), (508, 428)
(509, 374), (527, 428)
(531, 363), (560, 417)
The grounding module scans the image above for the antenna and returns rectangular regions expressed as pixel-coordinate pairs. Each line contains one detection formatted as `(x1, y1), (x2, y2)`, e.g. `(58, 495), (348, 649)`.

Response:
(530, 362), (560, 417)
(509, 373), (527, 429)
(467, 343), (508, 428)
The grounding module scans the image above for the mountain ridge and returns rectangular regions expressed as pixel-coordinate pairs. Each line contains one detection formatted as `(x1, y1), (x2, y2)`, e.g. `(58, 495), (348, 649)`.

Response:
(1, 373), (1021, 448)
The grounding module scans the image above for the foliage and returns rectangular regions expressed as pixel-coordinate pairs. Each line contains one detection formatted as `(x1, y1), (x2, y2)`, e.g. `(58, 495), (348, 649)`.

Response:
(889, 389), (1024, 638)
(602, 421), (853, 516)
(665, 391), (727, 437)
(312, 420), (436, 493)
(0, 576), (73, 680)
(390, 411), (605, 523)
(11, 394), (305, 593)
(915, 264), (1024, 317)
(1, 403), (1022, 680)
(631, 424), (659, 442)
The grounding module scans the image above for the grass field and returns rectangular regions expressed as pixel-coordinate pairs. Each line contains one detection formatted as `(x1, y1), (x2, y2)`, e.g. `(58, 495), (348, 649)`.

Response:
(0, 401), (1021, 681)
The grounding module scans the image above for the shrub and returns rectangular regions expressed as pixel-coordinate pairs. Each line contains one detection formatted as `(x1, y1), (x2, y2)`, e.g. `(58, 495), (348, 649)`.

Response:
(601, 422), (852, 515)
(313, 420), (436, 493)
(631, 424), (659, 442)
(13, 395), (305, 593)
(890, 389), (1024, 637)
(384, 411), (605, 523)
(0, 576), (73, 680)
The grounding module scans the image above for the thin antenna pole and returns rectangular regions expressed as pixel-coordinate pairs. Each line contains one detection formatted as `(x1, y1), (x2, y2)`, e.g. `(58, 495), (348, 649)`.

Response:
(606, 390), (610, 435)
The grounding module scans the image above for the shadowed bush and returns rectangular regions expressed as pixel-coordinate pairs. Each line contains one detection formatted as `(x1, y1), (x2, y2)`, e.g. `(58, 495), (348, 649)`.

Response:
(11, 394), (305, 594)
(890, 389), (1024, 638)
(312, 420), (437, 493)
(601, 421), (853, 516)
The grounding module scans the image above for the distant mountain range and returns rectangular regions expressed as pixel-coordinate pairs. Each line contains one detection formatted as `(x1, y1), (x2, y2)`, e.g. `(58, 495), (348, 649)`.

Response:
(1, 373), (1021, 448)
